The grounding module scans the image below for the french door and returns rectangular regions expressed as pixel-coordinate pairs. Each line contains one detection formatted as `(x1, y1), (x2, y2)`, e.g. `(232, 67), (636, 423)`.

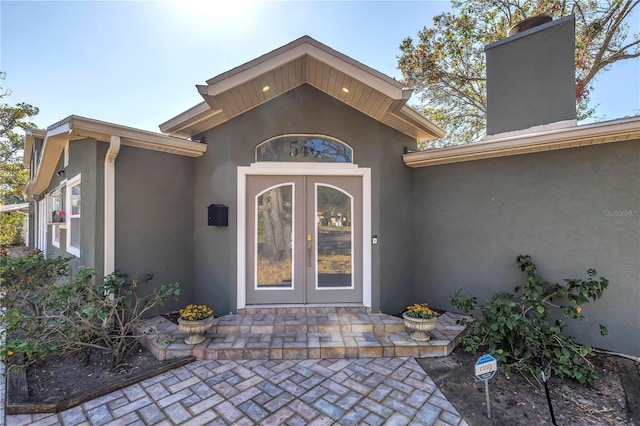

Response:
(246, 175), (362, 304)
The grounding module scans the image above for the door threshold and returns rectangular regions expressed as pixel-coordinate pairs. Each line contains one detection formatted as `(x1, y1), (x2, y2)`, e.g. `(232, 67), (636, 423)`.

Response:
(244, 303), (366, 308)
(238, 303), (372, 314)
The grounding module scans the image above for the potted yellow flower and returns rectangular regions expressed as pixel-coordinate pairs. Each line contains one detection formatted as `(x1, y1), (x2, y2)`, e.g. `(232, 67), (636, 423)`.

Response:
(402, 303), (439, 341)
(177, 304), (214, 344)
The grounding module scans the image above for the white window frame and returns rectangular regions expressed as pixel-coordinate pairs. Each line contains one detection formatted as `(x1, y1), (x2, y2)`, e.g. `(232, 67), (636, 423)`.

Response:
(65, 174), (81, 257)
(48, 184), (65, 224)
(47, 183), (66, 248)
(37, 199), (47, 253)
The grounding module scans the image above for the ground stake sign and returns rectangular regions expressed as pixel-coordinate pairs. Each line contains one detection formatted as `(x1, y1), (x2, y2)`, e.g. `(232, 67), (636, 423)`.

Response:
(474, 354), (498, 380)
(475, 354), (498, 418)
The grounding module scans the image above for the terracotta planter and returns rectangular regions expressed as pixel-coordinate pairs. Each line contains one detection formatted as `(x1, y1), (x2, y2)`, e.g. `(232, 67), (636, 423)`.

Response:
(178, 316), (213, 345)
(402, 313), (437, 342)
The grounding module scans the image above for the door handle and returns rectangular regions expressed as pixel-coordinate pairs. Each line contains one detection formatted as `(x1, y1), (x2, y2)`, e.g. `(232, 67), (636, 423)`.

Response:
(306, 234), (313, 267)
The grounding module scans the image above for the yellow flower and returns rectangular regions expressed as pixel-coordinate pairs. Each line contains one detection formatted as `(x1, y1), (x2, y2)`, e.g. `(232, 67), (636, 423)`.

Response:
(180, 304), (214, 321)
(7, 350), (14, 356)
(405, 302), (439, 319)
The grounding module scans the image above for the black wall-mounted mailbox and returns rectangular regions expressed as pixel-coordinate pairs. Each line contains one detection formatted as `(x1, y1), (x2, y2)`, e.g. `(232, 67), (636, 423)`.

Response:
(207, 204), (228, 226)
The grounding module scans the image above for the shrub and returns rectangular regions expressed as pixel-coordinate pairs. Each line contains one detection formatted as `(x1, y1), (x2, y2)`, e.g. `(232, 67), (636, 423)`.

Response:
(1, 253), (181, 369)
(1, 253), (71, 366)
(450, 255), (609, 387)
(54, 270), (182, 367)
(0, 213), (25, 247)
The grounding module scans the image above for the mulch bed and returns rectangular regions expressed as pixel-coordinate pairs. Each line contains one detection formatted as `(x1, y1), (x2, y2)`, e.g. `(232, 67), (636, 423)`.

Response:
(418, 346), (637, 425)
(6, 344), (194, 415)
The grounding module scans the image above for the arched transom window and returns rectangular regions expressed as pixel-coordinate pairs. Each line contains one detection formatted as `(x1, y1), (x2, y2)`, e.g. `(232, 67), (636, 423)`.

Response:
(256, 135), (353, 163)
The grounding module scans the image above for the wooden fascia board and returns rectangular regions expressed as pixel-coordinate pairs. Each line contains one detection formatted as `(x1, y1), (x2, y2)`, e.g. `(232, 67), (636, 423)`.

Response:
(395, 106), (446, 139)
(160, 99), (226, 138)
(0, 203), (29, 213)
(205, 47), (310, 95)
(25, 131), (69, 195)
(26, 117), (208, 196)
(23, 129), (46, 166)
(381, 107), (445, 141)
(163, 37), (449, 138)
(204, 45), (405, 100)
(68, 116), (207, 157)
(159, 101), (210, 133)
(301, 46), (405, 99)
(403, 118), (640, 167)
(23, 138), (32, 166)
(118, 136), (207, 156)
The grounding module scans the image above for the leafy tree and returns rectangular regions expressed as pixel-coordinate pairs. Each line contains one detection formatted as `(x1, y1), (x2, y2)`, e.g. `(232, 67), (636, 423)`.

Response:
(0, 213), (25, 247)
(399, 0), (640, 148)
(0, 71), (39, 204)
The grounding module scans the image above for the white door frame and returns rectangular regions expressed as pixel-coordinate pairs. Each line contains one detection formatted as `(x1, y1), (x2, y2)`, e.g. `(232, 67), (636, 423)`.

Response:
(38, 198), (47, 254)
(237, 163), (372, 310)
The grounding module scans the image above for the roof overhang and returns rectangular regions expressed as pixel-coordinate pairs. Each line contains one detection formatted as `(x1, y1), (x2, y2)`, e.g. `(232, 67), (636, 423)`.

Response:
(403, 116), (640, 168)
(23, 128), (47, 166)
(24, 115), (207, 196)
(0, 203), (29, 213)
(160, 36), (444, 141)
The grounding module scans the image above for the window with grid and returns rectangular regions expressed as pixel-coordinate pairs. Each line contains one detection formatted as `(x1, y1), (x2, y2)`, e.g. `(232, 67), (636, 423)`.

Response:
(66, 174), (81, 256)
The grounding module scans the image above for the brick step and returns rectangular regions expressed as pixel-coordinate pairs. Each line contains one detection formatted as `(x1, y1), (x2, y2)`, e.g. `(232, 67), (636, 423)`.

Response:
(214, 323), (406, 334)
(138, 312), (467, 362)
(212, 313), (406, 335)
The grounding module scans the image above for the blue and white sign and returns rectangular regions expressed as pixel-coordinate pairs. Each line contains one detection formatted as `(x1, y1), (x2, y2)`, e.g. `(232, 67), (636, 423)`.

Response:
(474, 354), (498, 381)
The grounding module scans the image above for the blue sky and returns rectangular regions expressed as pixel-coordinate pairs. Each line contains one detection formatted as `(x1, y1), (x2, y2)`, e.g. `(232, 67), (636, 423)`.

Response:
(1, 1), (638, 134)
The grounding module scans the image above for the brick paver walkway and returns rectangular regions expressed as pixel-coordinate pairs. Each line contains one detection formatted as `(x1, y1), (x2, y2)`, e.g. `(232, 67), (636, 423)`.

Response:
(6, 358), (469, 426)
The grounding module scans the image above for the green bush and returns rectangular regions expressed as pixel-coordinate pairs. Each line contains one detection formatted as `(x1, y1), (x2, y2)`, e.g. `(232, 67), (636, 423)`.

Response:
(0, 213), (25, 246)
(0, 253), (71, 367)
(450, 255), (609, 387)
(1, 254), (181, 369)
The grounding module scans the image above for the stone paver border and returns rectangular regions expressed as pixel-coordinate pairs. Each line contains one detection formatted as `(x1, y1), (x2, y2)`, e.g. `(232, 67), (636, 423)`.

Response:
(6, 357), (469, 426)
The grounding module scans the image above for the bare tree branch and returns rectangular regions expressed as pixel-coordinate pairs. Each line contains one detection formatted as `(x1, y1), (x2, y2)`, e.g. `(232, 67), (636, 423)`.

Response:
(399, 0), (639, 148)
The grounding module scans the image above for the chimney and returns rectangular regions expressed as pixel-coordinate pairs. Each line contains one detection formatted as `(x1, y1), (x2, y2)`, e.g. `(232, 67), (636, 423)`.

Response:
(485, 14), (576, 136)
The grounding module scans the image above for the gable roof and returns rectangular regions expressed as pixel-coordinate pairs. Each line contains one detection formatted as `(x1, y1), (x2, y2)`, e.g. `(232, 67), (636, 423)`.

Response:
(160, 36), (444, 141)
(24, 115), (207, 196)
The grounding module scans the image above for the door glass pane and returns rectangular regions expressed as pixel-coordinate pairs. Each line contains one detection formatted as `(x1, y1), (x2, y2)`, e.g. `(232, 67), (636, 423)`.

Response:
(256, 185), (293, 288)
(70, 184), (81, 216)
(316, 185), (352, 288)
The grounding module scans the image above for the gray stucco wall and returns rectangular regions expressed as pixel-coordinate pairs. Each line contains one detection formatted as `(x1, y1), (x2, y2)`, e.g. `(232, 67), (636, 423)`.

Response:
(114, 145), (195, 313)
(377, 131), (417, 314)
(44, 138), (99, 275)
(411, 140), (640, 355)
(192, 84), (417, 316)
(485, 16), (576, 135)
